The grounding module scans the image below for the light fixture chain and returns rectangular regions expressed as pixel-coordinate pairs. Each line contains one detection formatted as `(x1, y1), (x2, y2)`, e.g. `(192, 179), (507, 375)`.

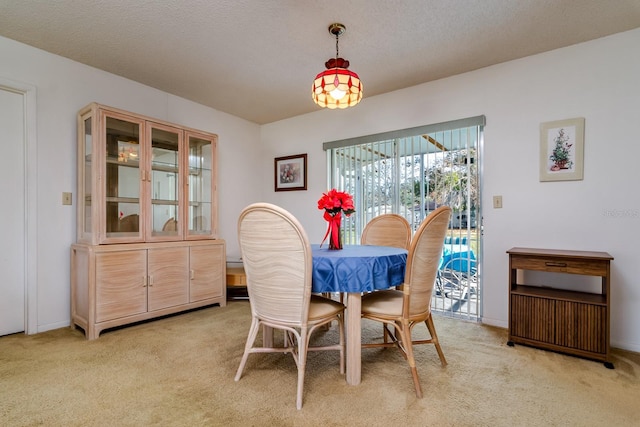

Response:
(335, 32), (340, 59)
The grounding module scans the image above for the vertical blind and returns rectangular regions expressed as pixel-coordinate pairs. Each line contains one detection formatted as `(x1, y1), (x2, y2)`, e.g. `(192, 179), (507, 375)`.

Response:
(324, 116), (485, 242)
(324, 115), (485, 320)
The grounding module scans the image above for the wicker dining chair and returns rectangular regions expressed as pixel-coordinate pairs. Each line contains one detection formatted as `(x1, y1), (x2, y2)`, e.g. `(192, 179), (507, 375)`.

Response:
(118, 213), (139, 232)
(361, 206), (451, 398)
(162, 217), (177, 231)
(234, 202), (346, 410)
(360, 213), (413, 336)
(361, 213), (412, 250)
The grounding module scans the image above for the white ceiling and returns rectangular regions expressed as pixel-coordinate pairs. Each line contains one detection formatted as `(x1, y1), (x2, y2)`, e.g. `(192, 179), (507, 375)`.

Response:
(1, 0), (639, 124)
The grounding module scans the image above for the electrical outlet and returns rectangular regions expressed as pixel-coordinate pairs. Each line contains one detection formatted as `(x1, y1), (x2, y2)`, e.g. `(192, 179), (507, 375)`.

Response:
(493, 195), (502, 209)
(62, 192), (72, 205)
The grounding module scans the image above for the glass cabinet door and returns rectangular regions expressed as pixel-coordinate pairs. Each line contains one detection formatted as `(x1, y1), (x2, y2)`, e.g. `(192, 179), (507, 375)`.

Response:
(186, 131), (217, 239)
(148, 123), (183, 241)
(103, 113), (144, 242)
(77, 111), (94, 243)
(76, 103), (217, 245)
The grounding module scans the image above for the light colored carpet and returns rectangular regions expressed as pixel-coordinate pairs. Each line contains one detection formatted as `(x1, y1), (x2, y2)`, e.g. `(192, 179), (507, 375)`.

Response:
(1, 301), (638, 426)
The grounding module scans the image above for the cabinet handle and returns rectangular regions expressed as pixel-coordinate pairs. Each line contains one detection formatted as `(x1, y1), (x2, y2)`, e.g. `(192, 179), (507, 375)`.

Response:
(190, 269), (195, 280)
(545, 262), (567, 268)
(148, 275), (153, 286)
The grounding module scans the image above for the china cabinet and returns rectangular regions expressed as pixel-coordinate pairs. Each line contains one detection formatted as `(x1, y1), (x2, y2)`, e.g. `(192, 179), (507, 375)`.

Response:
(71, 103), (225, 339)
(76, 103), (218, 243)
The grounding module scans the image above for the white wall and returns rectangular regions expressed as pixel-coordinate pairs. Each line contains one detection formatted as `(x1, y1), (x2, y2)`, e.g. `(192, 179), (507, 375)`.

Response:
(2, 28), (639, 352)
(261, 28), (640, 352)
(0, 36), (262, 332)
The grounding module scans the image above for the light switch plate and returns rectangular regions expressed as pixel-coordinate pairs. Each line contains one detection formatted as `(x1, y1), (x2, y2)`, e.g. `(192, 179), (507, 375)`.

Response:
(493, 195), (502, 209)
(62, 192), (72, 205)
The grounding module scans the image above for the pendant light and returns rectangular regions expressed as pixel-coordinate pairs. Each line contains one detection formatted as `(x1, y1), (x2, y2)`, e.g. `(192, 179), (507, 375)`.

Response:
(312, 23), (363, 109)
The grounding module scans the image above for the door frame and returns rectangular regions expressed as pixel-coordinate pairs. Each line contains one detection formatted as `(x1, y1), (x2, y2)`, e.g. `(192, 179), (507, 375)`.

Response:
(0, 77), (38, 334)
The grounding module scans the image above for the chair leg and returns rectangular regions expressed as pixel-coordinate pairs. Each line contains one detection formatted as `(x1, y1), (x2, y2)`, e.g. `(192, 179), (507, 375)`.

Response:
(296, 328), (311, 410)
(398, 324), (422, 398)
(338, 314), (345, 375)
(383, 323), (400, 347)
(284, 330), (296, 351)
(425, 314), (447, 366)
(235, 318), (261, 381)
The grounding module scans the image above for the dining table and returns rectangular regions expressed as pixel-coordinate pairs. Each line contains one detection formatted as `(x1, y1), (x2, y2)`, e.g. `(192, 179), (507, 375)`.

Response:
(311, 243), (408, 385)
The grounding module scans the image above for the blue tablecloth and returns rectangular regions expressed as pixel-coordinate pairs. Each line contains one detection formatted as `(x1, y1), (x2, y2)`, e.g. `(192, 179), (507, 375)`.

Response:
(311, 244), (407, 293)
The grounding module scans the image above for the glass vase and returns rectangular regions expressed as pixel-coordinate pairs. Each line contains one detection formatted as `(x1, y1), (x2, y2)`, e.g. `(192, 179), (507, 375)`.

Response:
(328, 221), (342, 250)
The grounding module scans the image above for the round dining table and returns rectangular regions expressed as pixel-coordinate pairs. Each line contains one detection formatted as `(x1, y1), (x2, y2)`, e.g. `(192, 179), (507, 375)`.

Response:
(311, 244), (408, 385)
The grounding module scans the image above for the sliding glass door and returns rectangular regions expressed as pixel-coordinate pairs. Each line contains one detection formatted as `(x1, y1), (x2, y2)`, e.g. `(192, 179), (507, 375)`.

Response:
(325, 116), (483, 320)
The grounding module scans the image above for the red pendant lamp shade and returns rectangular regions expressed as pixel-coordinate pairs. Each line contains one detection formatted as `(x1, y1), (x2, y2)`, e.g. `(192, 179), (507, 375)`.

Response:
(312, 24), (363, 109)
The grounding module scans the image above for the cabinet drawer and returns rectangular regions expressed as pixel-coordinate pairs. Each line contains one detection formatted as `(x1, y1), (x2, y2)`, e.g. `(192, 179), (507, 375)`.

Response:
(510, 255), (608, 276)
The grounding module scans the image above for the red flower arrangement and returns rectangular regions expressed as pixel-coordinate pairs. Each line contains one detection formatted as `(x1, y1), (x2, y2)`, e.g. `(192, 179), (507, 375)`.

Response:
(318, 189), (355, 250)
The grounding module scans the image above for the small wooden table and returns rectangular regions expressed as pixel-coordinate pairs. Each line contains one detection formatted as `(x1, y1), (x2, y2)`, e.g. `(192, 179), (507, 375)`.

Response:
(226, 266), (248, 300)
(507, 247), (613, 368)
(226, 267), (246, 286)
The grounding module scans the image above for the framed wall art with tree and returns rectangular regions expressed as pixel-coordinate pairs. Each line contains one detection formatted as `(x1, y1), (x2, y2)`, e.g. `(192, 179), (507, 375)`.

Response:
(539, 117), (585, 182)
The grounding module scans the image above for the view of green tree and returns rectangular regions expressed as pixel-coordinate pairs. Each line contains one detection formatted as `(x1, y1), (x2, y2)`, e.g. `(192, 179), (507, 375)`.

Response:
(332, 129), (479, 238)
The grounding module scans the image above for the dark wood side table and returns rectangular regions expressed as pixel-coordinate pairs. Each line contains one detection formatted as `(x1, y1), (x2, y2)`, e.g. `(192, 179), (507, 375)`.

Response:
(506, 247), (614, 368)
(226, 264), (248, 300)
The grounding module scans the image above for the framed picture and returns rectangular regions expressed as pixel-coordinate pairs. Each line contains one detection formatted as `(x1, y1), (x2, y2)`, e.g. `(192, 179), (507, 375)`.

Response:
(274, 153), (307, 191)
(539, 117), (585, 182)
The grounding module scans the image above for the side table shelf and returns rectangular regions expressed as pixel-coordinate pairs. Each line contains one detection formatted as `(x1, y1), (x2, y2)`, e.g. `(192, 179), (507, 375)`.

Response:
(506, 247), (614, 368)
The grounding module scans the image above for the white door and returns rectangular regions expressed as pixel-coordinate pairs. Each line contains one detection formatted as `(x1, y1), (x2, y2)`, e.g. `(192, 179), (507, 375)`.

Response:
(0, 86), (26, 335)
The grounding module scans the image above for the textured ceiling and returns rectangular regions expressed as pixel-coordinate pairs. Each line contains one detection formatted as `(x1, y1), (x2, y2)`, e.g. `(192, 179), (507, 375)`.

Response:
(1, 0), (639, 124)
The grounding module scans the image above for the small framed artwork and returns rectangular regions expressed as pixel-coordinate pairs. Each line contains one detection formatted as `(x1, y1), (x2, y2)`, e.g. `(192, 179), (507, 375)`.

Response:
(539, 117), (585, 182)
(274, 153), (307, 191)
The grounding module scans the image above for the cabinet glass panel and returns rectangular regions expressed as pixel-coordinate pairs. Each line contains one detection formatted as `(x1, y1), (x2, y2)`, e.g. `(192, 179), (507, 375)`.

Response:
(188, 135), (212, 236)
(77, 104), (218, 246)
(105, 117), (141, 238)
(150, 127), (180, 237)
(83, 117), (92, 234)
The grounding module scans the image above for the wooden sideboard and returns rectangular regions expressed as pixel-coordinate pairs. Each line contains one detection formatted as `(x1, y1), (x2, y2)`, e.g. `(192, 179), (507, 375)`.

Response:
(506, 247), (613, 368)
(71, 239), (226, 340)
